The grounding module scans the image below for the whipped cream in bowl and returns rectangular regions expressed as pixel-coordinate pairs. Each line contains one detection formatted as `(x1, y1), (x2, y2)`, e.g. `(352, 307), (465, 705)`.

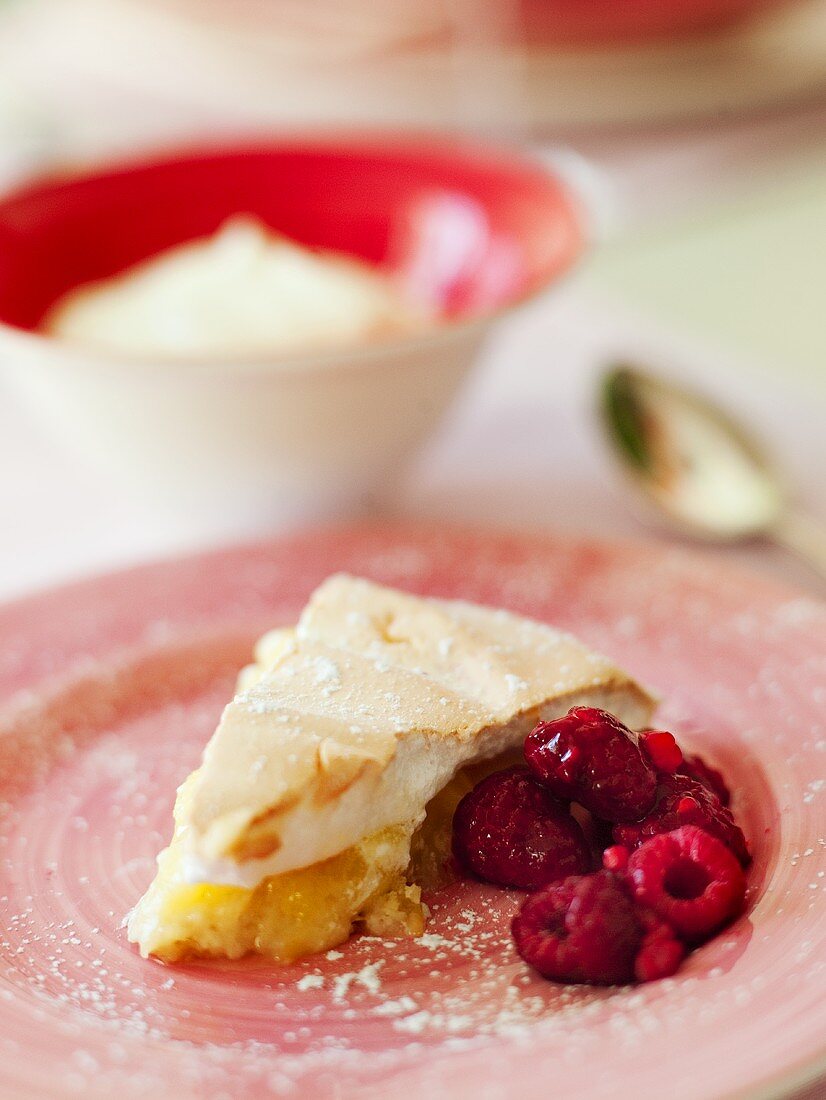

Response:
(43, 216), (428, 359)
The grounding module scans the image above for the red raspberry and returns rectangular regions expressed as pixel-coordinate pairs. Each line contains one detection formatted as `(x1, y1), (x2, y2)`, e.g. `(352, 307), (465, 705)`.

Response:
(634, 907), (686, 981)
(511, 870), (684, 985)
(639, 730), (683, 773)
(612, 773), (750, 866)
(452, 766), (591, 890)
(600, 847), (686, 980)
(602, 844), (630, 873)
(627, 826), (746, 944)
(678, 753), (732, 806)
(525, 707), (657, 823)
(512, 871), (643, 985)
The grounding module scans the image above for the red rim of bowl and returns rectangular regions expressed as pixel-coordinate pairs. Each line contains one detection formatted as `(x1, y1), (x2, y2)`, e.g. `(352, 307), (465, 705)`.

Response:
(0, 131), (585, 373)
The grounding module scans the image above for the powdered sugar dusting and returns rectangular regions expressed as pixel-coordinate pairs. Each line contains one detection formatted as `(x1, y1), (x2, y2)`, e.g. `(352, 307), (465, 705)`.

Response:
(296, 975), (324, 992)
(331, 961), (384, 1002)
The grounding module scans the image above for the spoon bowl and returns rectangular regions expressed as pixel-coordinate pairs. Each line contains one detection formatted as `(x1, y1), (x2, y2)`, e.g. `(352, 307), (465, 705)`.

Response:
(600, 365), (826, 581)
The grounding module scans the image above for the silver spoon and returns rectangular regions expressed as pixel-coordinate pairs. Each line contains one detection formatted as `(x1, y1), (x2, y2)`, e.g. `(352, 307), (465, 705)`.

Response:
(599, 365), (826, 582)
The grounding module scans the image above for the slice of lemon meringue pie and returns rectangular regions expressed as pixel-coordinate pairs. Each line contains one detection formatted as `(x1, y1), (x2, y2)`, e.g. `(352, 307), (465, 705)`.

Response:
(128, 575), (655, 963)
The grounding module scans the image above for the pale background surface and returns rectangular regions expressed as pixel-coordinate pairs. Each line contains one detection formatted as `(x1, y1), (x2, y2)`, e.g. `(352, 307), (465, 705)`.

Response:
(584, 162), (826, 390)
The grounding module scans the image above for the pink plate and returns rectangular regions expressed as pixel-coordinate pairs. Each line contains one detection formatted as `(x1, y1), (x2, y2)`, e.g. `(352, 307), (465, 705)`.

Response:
(0, 524), (824, 1099)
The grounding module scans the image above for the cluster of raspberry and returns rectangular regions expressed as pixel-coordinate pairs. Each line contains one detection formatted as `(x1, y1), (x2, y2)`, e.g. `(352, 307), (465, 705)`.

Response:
(451, 708), (750, 985)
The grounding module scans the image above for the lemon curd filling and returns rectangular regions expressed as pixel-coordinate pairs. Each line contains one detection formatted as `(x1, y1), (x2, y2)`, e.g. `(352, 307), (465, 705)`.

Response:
(134, 826), (420, 964)
(130, 765), (510, 964)
(129, 774), (431, 964)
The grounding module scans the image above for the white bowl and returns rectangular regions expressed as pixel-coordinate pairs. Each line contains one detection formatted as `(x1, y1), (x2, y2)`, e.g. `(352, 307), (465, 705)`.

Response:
(0, 137), (582, 535)
(1, 322), (487, 532)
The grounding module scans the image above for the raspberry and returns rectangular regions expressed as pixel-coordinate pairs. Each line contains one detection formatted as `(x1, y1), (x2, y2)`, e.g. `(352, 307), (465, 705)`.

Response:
(602, 845), (630, 873)
(612, 773), (750, 866)
(634, 908), (686, 981)
(678, 753), (732, 806)
(452, 766), (591, 890)
(639, 730), (683, 774)
(627, 826), (746, 944)
(525, 708), (657, 823)
(511, 871), (643, 985)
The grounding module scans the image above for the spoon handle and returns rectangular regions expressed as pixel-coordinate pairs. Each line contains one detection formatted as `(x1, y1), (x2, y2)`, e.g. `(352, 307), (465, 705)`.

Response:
(770, 508), (826, 585)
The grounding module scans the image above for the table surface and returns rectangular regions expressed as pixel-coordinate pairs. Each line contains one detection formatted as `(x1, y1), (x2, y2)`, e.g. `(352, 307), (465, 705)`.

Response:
(1, 275), (824, 604)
